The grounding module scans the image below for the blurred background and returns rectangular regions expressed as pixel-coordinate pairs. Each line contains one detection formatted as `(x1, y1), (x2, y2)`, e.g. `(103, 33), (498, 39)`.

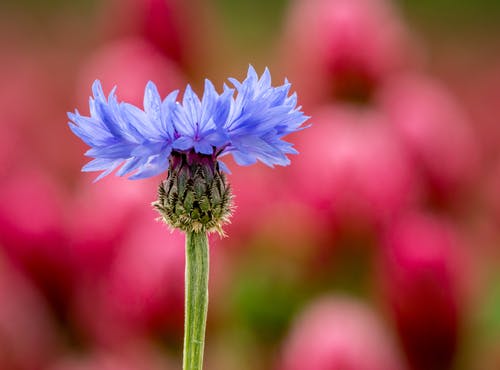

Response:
(0, 0), (500, 369)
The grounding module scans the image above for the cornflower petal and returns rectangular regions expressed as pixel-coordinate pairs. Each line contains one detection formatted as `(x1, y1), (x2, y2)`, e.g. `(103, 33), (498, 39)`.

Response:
(68, 80), (175, 180)
(129, 152), (171, 180)
(82, 157), (119, 172)
(221, 65), (308, 167)
(115, 157), (144, 177)
(144, 81), (162, 123)
(173, 136), (195, 151)
(69, 66), (309, 180)
(194, 141), (214, 155)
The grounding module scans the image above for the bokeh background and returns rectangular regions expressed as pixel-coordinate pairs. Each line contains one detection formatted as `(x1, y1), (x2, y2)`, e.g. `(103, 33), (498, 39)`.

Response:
(0, 0), (500, 369)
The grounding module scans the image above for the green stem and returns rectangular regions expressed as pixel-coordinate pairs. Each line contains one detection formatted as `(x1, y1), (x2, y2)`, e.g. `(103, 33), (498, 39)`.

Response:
(183, 231), (209, 370)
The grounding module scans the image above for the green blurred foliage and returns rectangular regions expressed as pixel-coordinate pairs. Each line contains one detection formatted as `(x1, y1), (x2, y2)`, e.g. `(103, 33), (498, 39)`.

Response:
(1, 0), (499, 27)
(400, 0), (500, 24)
(212, 0), (500, 47)
(478, 273), (500, 341)
(0, 0), (97, 16)
(214, 0), (288, 45)
(227, 251), (308, 344)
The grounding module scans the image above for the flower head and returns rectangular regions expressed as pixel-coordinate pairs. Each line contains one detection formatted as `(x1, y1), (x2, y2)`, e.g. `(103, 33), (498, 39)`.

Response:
(69, 66), (309, 233)
(69, 65), (309, 180)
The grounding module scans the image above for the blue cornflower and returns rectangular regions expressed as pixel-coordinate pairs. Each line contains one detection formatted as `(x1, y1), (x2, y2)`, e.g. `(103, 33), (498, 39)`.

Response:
(68, 66), (310, 370)
(68, 65), (309, 180)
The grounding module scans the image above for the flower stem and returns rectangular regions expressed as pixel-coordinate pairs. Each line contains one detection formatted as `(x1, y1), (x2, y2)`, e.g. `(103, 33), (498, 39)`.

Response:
(183, 231), (209, 370)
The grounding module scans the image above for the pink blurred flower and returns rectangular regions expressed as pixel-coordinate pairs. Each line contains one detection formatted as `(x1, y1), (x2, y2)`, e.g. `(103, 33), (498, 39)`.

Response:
(439, 56), (500, 160)
(97, 0), (213, 69)
(483, 159), (500, 237)
(280, 296), (406, 370)
(0, 167), (73, 303)
(67, 175), (155, 278)
(99, 0), (185, 63)
(0, 121), (20, 180)
(76, 38), (185, 107)
(105, 216), (185, 334)
(73, 210), (185, 344)
(281, 0), (421, 106)
(251, 196), (327, 259)
(0, 255), (61, 370)
(0, 49), (59, 133)
(376, 73), (480, 199)
(221, 159), (291, 240)
(379, 213), (466, 370)
(0, 47), (80, 177)
(293, 105), (417, 233)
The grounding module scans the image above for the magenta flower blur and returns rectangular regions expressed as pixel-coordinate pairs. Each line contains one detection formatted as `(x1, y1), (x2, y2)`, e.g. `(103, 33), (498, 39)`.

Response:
(68, 66), (309, 181)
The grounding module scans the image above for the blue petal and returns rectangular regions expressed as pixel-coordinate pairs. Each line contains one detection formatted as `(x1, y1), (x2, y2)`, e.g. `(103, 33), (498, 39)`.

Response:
(200, 80), (217, 127)
(173, 136), (194, 151)
(144, 81), (162, 123)
(160, 90), (179, 137)
(232, 151), (257, 166)
(203, 130), (229, 147)
(213, 87), (233, 127)
(173, 102), (196, 137)
(121, 103), (160, 139)
(85, 143), (137, 159)
(220, 65), (310, 168)
(182, 85), (201, 126)
(82, 157), (117, 172)
(69, 68), (309, 180)
(131, 141), (169, 157)
(217, 159), (231, 174)
(193, 140), (214, 155)
(116, 157), (144, 177)
(129, 153), (170, 180)
(92, 159), (123, 182)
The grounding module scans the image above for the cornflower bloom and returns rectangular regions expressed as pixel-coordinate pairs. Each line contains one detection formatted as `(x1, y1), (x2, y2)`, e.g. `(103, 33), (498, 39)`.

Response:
(68, 65), (309, 370)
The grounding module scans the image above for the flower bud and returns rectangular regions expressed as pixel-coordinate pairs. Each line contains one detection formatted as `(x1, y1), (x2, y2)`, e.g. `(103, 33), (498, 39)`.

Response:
(153, 151), (233, 234)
